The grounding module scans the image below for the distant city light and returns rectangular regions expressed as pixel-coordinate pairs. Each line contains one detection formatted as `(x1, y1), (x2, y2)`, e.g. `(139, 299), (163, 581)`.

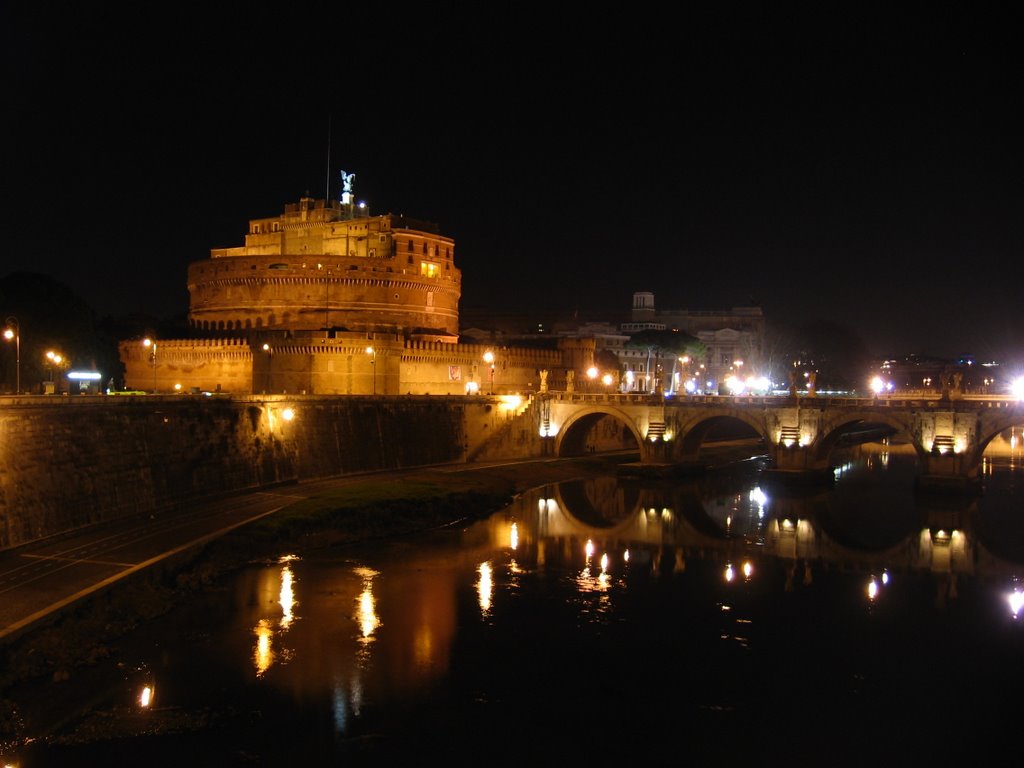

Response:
(1009, 588), (1024, 619)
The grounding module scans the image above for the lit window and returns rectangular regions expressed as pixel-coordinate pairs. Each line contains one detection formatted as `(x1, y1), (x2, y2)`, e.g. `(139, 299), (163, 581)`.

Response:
(421, 262), (439, 278)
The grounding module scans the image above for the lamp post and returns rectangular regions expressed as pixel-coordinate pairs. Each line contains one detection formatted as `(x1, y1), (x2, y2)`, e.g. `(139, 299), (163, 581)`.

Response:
(262, 343), (273, 393)
(366, 346), (376, 394)
(45, 350), (64, 394)
(3, 317), (19, 394)
(483, 350), (495, 394)
(143, 338), (158, 393)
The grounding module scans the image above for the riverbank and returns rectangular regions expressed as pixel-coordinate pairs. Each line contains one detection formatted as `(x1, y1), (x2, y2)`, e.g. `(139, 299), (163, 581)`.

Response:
(0, 455), (633, 752)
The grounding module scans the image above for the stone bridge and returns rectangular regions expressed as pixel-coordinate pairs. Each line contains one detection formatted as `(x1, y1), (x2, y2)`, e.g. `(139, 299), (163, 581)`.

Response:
(536, 391), (1024, 492)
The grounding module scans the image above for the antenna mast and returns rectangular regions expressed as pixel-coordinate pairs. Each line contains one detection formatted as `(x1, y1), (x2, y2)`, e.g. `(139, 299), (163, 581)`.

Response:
(325, 115), (332, 201)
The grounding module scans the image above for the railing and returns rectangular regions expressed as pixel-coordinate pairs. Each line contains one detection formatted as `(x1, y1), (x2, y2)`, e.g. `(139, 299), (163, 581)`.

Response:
(541, 390), (1024, 410)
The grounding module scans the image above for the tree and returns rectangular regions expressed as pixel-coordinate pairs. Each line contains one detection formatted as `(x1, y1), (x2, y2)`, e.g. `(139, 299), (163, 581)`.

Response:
(768, 318), (873, 393)
(625, 329), (706, 393)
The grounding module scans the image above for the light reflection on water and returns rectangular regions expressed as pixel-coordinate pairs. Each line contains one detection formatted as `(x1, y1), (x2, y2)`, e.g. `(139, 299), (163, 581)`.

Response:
(14, 446), (1024, 764)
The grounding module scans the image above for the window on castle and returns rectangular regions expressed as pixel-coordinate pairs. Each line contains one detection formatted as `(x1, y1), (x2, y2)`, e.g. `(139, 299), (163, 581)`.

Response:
(407, 240), (413, 251)
(421, 262), (439, 278)
(422, 242), (427, 254)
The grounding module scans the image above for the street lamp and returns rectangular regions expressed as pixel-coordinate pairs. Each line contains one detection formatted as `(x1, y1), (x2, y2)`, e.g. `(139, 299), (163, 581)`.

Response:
(3, 316), (19, 394)
(483, 350), (495, 394)
(45, 350), (65, 394)
(366, 346), (376, 394)
(143, 338), (158, 393)
(262, 343), (273, 393)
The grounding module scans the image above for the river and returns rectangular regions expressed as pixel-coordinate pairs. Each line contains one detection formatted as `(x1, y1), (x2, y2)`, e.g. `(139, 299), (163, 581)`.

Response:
(9, 440), (1024, 766)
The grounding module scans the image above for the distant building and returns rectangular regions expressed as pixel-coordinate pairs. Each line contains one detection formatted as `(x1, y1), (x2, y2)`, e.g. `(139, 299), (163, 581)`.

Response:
(877, 354), (1003, 395)
(462, 293), (767, 395)
(618, 292), (766, 394)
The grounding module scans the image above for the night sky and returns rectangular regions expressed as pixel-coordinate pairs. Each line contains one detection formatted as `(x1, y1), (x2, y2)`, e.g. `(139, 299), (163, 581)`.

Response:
(3, 5), (1023, 363)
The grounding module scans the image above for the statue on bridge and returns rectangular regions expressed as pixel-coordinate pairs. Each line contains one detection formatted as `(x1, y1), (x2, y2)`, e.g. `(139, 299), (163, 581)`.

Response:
(942, 370), (964, 400)
(566, 369), (575, 392)
(539, 369), (549, 393)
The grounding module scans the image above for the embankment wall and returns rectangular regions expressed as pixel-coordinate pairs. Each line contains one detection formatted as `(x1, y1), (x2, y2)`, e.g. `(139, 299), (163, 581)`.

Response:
(0, 394), (546, 550)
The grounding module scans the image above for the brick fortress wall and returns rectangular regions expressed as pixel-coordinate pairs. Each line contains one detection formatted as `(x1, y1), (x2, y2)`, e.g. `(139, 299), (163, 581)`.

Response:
(0, 395), (547, 551)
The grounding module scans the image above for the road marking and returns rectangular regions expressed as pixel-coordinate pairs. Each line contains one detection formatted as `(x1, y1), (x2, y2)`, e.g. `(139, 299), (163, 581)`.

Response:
(0, 503), (291, 642)
(20, 553), (136, 568)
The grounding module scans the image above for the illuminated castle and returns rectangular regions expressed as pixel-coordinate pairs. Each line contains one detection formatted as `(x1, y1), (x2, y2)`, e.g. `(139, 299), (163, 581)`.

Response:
(188, 173), (460, 340)
(119, 173), (763, 398)
(120, 174), (569, 395)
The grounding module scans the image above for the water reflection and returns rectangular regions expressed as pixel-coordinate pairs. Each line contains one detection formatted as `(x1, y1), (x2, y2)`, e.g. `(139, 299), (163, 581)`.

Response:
(259, 452), (1024, 695)
(252, 555), (300, 677)
(19, 446), (1024, 764)
(477, 561), (493, 615)
(354, 566), (381, 651)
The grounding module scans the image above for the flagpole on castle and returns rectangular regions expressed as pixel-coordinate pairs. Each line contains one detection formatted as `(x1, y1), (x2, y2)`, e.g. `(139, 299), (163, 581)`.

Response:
(325, 115), (332, 200)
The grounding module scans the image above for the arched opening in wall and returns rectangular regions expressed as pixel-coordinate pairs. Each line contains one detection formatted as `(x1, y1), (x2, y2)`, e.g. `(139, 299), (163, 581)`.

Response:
(255, 317), (263, 329)
(245, 319), (252, 329)
(559, 413), (639, 458)
(976, 421), (1024, 560)
(981, 424), (1024, 465)
(678, 416), (767, 464)
(818, 419), (904, 464)
(268, 313), (277, 326)
(217, 321), (225, 331)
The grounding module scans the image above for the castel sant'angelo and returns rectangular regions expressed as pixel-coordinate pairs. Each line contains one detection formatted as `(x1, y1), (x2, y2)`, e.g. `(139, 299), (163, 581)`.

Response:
(120, 172), (576, 396)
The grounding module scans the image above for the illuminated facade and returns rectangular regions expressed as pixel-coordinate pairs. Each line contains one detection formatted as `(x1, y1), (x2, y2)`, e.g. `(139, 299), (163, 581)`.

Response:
(120, 182), (766, 397)
(188, 191), (460, 339)
(618, 292), (765, 394)
(121, 177), (576, 395)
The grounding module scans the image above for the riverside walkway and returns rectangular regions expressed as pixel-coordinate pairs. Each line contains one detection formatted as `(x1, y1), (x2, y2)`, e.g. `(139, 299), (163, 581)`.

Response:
(0, 456), (606, 645)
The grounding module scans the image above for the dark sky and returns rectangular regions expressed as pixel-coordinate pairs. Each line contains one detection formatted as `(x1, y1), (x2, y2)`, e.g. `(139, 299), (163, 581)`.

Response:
(3, 4), (1023, 362)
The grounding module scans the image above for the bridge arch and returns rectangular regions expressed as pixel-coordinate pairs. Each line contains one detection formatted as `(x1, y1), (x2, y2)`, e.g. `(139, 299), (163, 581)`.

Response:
(554, 406), (643, 458)
(672, 410), (770, 463)
(814, 411), (923, 465)
(963, 412), (1024, 478)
